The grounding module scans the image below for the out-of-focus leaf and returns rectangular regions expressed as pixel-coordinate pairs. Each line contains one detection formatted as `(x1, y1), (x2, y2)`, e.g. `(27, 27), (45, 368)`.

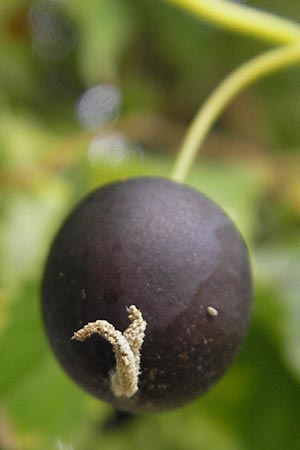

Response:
(0, 112), (60, 168)
(0, 179), (71, 293)
(254, 243), (300, 380)
(68, 0), (136, 83)
(0, 282), (99, 450)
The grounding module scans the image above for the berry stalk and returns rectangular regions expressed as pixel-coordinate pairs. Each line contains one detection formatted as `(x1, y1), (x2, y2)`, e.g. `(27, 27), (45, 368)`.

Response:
(171, 43), (300, 183)
(165, 0), (300, 44)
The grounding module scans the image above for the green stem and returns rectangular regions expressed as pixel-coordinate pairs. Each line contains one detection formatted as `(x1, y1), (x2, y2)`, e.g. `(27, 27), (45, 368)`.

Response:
(171, 43), (300, 183)
(165, 0), (300, 44)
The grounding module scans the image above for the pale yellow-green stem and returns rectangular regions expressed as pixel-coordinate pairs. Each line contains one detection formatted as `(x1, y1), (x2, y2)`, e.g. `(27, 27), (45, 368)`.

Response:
(165, 0), (300, 44)
(171, 43), (300, 183)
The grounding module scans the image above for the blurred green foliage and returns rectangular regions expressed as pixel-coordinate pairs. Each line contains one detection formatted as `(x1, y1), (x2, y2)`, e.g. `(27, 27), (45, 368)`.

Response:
(0, 1), (299, 449)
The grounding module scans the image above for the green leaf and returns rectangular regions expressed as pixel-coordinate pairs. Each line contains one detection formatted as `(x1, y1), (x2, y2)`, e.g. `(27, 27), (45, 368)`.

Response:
(0, 282), (97, 450)
(254, 243), (300, 381)
(69, 0), (136, 82)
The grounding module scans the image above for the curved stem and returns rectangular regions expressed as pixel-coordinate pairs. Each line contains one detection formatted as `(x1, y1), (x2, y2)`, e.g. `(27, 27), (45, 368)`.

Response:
(165, 0), (300, 44)
(171, 43), (300, 183)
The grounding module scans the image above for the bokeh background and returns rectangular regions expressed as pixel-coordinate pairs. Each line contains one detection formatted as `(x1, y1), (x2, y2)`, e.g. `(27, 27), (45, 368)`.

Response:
(0, 1), (300, 449)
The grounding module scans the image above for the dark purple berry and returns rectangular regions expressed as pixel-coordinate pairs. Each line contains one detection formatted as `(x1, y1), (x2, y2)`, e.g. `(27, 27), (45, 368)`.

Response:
(41, 177), (252, 412)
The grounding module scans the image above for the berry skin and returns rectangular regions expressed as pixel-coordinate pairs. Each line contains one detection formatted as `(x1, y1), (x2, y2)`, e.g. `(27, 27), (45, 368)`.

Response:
(41, 177), (252, 412)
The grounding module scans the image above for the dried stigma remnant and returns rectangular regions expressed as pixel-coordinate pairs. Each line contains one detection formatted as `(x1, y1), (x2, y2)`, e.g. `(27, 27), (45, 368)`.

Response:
(71, 305), (147, 398)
